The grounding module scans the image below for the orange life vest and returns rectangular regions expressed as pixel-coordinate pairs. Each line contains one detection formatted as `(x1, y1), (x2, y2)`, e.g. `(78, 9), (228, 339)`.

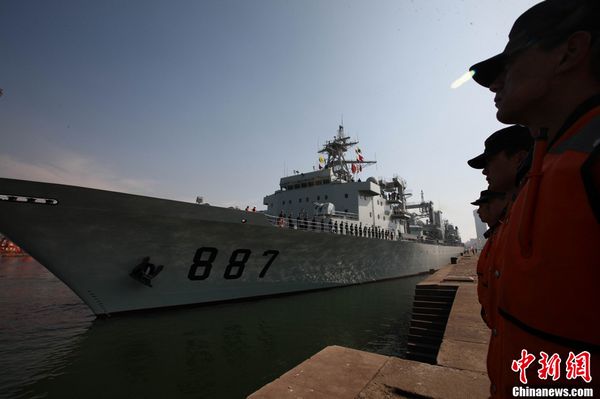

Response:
(477, 222), (505, 329)
(477, 236), (493, 327)
(487, 105), (600, 396)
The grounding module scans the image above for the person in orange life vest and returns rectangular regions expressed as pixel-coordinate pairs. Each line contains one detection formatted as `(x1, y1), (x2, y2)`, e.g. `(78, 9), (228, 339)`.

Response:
(468, 127), (532, 329)
(470, 0), (600, 395)
(471, 189), (507, 327)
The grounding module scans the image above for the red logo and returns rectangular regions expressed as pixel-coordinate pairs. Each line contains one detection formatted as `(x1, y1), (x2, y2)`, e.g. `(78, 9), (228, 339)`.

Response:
(511, 350), (592, 384)
(511, 349), (536, 384)
(538, 352), (561, 381)
(566, 351), (592, 383)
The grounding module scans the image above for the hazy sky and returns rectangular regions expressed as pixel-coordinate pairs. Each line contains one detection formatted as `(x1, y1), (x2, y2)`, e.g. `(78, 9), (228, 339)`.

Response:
(1, 0), (540, 240)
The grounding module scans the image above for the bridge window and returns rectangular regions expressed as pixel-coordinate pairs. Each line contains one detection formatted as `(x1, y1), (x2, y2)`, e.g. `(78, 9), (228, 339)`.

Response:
(317, 196), (320, 200)
(324, 195), (328, 200)
(306, 197), (309, 202)
(344, 194), (348, 198)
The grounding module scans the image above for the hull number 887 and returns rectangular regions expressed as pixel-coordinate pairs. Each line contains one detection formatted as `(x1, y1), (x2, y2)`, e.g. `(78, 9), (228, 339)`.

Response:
(187, 248), (279, 280)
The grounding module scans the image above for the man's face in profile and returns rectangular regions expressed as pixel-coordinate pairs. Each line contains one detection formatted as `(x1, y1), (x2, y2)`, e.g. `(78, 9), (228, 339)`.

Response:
(483, 151), (518, 192)
(489, 44), (558, 125)
(477, 203), (491, 225)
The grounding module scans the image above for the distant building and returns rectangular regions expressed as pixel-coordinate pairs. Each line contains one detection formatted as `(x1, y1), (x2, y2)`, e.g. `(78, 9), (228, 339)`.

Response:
(473, 209), (488, 250)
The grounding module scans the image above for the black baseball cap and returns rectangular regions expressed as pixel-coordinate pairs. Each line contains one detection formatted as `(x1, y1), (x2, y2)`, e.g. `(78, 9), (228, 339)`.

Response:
(469, 0), (600, 87)
(471, 190), (505, 206)
(468, 125), (532, 169)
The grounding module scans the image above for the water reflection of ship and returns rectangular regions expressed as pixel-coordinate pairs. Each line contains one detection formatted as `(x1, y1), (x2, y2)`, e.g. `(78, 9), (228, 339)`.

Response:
(13, 274), (421, 399)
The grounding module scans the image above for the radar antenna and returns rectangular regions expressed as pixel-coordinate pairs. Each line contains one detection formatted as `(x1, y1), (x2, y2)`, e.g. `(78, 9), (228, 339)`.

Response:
(318, 125), (376, 182)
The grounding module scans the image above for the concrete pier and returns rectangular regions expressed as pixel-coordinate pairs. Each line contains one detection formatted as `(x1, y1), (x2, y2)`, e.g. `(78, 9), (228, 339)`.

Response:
(248, 255), (491, 399)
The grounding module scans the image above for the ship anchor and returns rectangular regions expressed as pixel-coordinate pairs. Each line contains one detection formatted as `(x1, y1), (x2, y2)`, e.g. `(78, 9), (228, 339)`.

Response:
(130, 256), (164, 287)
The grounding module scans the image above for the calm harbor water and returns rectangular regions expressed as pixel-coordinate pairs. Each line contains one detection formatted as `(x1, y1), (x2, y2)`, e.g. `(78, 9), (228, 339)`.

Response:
(0, 256), (425, 399)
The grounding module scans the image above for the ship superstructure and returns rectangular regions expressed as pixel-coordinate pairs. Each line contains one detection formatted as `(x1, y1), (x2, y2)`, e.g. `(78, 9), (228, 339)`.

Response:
(263, 125), (461, 245)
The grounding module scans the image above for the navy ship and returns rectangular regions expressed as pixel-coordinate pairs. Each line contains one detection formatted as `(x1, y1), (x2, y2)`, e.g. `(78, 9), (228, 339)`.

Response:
(0, 125), (463, 316)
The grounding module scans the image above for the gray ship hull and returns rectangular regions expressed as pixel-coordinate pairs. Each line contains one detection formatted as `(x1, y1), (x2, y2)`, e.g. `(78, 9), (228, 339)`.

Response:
(0, 178), (463, 316)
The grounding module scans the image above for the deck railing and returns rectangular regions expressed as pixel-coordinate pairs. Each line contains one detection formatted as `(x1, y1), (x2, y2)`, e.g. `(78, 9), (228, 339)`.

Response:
(262, 214), (459, 246)
(264, 214), (400, 241)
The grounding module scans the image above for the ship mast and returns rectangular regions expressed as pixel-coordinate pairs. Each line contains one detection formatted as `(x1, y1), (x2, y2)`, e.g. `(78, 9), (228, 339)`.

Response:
(318, 125), (376, 182)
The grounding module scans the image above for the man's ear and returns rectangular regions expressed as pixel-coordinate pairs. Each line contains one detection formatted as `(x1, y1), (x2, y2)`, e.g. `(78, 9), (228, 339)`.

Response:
(511, 149), (529, 166)
(555, 31), (593, 74)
